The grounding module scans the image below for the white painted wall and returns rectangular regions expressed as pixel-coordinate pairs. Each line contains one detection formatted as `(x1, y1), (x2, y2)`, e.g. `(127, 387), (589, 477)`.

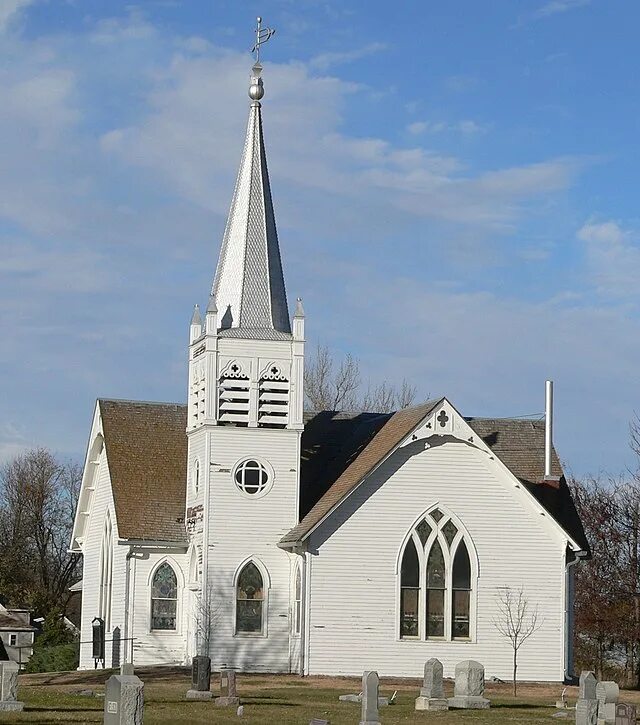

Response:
(306, 436), (569, 681)
(203, 425), (301, 673)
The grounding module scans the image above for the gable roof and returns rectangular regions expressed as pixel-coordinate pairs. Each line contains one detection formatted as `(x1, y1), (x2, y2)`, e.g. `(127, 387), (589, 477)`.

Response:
(280, 403), (590, 554)
(99, 400), (188, 542)
(281, 400), (441, 545)
(91, 398), (588, 554)
(467, 417), (589, 554)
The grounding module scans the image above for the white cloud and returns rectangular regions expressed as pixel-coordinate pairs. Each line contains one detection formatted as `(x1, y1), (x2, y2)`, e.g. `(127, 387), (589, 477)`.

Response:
(309, 42), (387, 71)
(578, 220), (640, 299)
(533, 0), (591, 19)
(0, 0), (34, 33)
(407, 119), (486, 136)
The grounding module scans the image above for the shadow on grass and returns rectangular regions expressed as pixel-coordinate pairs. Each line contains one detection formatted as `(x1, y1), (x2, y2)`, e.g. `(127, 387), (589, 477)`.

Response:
(490, 702), (552, 710)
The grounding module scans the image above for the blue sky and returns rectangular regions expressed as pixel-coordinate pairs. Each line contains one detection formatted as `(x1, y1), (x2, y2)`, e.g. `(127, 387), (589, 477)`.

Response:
(1, 0), (639, 476)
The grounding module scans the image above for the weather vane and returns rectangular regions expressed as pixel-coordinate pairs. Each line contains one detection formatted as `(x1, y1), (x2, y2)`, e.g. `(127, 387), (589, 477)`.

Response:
(251, 16), (275, 63)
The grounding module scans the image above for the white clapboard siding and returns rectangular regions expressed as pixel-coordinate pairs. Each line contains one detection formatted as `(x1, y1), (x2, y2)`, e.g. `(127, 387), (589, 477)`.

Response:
(306, 439), (568, 681)
(128, 551), (188, 667)
(203, 426), (301, 673)
(78, 446), (124, 669)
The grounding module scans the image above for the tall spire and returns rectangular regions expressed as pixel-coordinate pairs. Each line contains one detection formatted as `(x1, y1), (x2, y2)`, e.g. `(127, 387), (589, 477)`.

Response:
(211, 22), (290, 335)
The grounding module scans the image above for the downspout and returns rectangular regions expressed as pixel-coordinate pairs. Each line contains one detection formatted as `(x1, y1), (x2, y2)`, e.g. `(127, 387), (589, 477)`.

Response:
(565, 550), (587, 682)
(123, 547), (134, 663)
(303, 549), (312, 676)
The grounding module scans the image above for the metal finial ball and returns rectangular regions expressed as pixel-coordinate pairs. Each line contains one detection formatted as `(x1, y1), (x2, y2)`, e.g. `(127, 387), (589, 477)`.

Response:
(249, 81), (264, 100)
(257, 16), (262, 23)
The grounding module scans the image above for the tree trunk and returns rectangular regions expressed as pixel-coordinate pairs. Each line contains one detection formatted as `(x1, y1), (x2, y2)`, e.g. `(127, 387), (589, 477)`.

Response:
(513, 648), (517, 697)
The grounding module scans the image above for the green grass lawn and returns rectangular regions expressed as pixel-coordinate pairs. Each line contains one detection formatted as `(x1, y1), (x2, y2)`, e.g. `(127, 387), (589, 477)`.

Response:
(1, 667), (633, 724)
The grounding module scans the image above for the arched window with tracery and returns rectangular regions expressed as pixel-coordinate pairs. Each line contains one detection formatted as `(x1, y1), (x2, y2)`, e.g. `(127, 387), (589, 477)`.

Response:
(236, 561), (266, 634)
(399, 507), (476, 641)
(151, 562), (178, 630)
(98, 512), (113, 630)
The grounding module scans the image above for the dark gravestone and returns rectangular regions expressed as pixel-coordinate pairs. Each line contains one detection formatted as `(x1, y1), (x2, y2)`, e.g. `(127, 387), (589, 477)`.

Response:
(616, 704), (637, 725)
(0, 638), (8, 662)
(192, 656), (211, 691)
(186, 655), (212, 700)
(111, 627), (121, 669)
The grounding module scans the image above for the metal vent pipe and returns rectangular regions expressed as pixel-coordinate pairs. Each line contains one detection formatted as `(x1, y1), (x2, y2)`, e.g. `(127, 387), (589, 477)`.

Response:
(545, 380), (553, 478)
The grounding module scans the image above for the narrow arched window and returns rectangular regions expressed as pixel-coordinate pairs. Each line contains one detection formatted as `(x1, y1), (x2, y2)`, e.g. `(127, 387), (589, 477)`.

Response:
(193, 459), (200, 495)
(452, 540), (471, 639)
(151, 563), (178, 630)
(99, 514), (113, 630)
(400, 538), (420, 637)
(426, 539), (446, 637)
(236, 562), (265, 634)
(293, 564), (302, 635)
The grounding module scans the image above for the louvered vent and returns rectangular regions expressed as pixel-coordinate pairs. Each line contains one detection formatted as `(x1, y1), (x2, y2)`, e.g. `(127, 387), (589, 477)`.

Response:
(218, 362), (250, 426)
(190, 363), (206, 426)
(258, 364), (289, 429)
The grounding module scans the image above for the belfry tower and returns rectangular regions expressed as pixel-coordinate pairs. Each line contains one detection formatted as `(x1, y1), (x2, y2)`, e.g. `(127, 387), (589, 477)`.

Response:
(184, 22), (305, 670)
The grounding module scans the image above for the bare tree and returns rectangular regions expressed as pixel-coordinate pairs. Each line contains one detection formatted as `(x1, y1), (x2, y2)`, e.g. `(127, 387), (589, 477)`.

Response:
(493, 586), (542, 696)
(304, 344), (418, 413)
(192, 583), (225, 657)
(0, 448), (81, 614)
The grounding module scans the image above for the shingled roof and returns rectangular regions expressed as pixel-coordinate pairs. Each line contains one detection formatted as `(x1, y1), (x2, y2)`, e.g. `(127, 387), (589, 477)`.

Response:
(99, 400), (188, 542)
(281, 404), (590, 553)
(96, 398), (588, 553)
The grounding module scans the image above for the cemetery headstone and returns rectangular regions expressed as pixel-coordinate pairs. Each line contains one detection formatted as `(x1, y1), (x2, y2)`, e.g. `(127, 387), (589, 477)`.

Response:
(415, 658), (449, 711)
(576, 671), (598, 725)
(580, 671), (598, 700)
(120, 663), (134, 676)
(616, 703), (637, 725)
(448, 660), (490, 709)
(186, 655), (212, 700)
(103, 673), (144, 725)
(596, 681), (619, 725)
(215, 667), (240, 707)
(576, 698), (599, 725)
(309, 720), (331, 725)
(359, 671), (381, 725)
(0, 661), (24, 712)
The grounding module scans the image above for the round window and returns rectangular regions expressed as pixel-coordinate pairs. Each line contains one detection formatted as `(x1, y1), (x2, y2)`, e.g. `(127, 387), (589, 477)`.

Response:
(234, 459), (271, 496)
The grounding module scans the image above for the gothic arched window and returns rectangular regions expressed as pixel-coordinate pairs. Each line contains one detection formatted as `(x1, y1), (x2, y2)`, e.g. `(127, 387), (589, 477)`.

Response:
(99, 513), (113, 631)
(452, 540), (472, 638)
(151, 562), (178, 631)
(236, 562), (265, 634)
(399, 508), (476, 641)
(400, 537), (420, 637)
(426, 540), (446, 637)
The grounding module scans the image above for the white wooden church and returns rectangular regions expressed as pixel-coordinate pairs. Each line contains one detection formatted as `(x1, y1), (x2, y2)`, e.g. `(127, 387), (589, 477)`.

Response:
(70, 54), (589, 681)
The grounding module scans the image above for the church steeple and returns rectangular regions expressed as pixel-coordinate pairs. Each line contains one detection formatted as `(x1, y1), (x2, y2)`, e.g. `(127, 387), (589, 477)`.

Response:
(211, 59), (290, 335)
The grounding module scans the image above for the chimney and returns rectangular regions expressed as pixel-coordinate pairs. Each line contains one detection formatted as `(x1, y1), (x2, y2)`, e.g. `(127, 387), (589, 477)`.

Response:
(544, 380), (559, 485)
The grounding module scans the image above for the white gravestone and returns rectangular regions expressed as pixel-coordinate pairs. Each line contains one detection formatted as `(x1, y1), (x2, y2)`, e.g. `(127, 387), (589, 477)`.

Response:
(415, 658), (448, 711)
(597, 682), (619, 725)
(103, 674), (144, 725)
(448, 660), (490, 709)
(576, 698), (599, 725)
(0, 661), (24, 712)
(359, 671), (381, 725)
(576, 671), (598, 725)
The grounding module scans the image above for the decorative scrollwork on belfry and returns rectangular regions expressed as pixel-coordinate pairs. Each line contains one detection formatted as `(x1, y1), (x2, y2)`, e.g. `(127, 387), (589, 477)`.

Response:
(219, 360), (248, 380)
(259, 362), (288, 381)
